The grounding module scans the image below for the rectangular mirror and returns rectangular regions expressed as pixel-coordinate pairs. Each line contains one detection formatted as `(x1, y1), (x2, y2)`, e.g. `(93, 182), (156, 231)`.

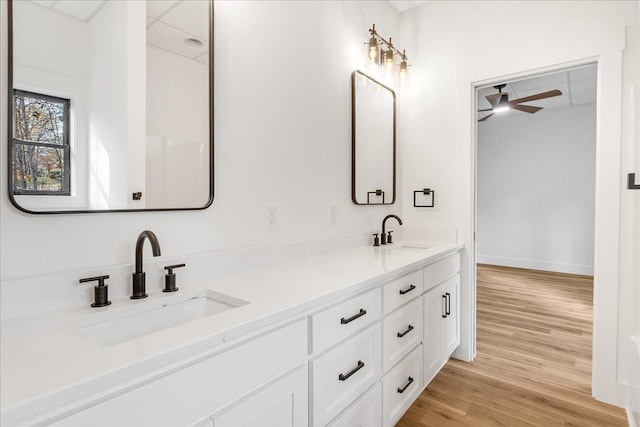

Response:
(351, 70), (395, 205)
(7, 0), (213, 213)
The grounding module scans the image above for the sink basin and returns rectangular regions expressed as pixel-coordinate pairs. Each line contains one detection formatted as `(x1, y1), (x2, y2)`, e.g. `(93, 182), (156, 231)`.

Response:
(397, 244), (432, 252)
(79, 289), (248, 347)
(382, 243), (433, 253)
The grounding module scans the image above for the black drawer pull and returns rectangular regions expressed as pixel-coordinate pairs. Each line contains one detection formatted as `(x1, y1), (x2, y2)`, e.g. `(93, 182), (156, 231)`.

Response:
(341, 308), (367, 324)
(442, 294), (448, 318)
(397, 376), (414, 394)
(446, 292), (451, 316)
(339, 360), (365, 381)
(397, 324), (414, 338)
(399, 284), (416, 295)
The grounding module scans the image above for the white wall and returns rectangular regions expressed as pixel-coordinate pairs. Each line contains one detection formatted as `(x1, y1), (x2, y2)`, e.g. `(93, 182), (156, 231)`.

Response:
(145, 45), (209, 208)
(399, 0), (638, 408)
(88, 1), (146, 209)
(0, 2), (404, 295)
(477, 103), (596, 275)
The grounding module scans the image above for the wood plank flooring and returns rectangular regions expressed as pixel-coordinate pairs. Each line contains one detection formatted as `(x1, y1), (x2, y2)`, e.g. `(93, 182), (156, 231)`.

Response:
(397, 264), (627, 426)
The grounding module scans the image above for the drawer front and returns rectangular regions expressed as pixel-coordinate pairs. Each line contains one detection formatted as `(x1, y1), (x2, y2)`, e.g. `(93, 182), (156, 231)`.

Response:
(423, 252), (460, 291)
(53, 319), (308, 427)
(327, 383), (381, 427)
(311, 288), (381, 354)
(382, 298), (422, 373)
(381, 346), (423, 427)
(382, 270), (423, 315)
(311, 323), (382, 427)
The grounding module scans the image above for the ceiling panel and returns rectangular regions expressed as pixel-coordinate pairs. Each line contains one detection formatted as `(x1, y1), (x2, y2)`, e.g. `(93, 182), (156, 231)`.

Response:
(52, 0), (106, 21)
(147, 20), (209, 60)
(157, 0), (209, 42)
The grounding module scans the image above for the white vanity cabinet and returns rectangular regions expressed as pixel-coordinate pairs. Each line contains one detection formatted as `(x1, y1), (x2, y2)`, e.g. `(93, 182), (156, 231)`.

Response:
(52, 319), (308, 427)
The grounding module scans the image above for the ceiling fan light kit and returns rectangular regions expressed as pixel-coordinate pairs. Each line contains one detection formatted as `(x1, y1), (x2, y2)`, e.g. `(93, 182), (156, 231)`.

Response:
(478, 83), (562, 122)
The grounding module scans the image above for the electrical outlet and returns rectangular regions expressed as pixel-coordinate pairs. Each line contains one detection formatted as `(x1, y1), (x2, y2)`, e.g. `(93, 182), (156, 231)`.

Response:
(328, 204), (337, 225)
(265, 203), (279, 228)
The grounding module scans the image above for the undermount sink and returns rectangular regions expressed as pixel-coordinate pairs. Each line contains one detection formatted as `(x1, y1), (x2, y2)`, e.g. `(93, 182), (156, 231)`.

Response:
(397, 244), (433, 251)
(79, 289), (248, 347)
(382, 243), (433, 252)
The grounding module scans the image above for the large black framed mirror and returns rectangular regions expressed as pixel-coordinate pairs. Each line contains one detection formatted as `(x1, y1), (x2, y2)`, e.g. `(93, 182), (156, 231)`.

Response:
(351, 70), (396, 205)
(7, 0), (213, 213)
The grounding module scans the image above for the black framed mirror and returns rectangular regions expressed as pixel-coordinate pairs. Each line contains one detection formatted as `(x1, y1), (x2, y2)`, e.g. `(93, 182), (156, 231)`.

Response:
(351, 70), (396, 205)
(7, 0), (213, 213)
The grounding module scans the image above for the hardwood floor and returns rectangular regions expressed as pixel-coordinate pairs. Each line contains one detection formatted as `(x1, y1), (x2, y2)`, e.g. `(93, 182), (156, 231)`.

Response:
(397, 264), (628, 426)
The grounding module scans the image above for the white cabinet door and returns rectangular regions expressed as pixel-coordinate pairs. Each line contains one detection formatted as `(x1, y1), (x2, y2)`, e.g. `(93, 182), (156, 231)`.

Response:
(422, 283), (444, 386)
(441, 275), (460, 357)
(422, 274), (460, 387)
(214, 366), (308, 427)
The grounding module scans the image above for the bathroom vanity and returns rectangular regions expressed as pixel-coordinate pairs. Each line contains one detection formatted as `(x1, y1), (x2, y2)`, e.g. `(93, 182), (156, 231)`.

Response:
(0, 243), (461, 426)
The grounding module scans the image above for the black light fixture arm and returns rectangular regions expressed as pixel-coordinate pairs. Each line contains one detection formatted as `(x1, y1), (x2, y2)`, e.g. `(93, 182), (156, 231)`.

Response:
(368, 24), (408, 61)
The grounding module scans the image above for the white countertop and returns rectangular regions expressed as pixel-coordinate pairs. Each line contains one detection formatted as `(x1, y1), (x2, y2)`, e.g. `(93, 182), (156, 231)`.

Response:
(0, 241), (461, 423)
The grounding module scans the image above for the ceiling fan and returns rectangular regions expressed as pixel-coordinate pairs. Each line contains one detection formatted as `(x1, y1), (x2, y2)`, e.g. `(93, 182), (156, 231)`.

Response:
(478, 84), (562, 122)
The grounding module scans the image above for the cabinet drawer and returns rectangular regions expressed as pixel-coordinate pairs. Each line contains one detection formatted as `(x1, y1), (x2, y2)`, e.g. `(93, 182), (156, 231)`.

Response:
(381, 346), (423, 427)
(382, 298), (422, 373)
(310, 288), (381, 354)
(327, 383), (381, 427)
(54, 319), (308, 426)
(423, 253), (460, 291)
(310, 323), (381, 427)
(382, 270), (423, 315)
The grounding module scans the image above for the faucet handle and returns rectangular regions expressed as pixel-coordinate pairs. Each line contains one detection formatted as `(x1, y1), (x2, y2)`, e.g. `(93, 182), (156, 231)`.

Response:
(387, 230), (394, 244)
(372, 234), (380, 247)
(79, 275), (112, 308)
(163, 263), (186, 292)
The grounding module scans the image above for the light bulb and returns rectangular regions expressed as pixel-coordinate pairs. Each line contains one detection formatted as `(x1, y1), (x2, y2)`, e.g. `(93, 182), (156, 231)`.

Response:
(494, 106), (510, 113)
(398, 60), (408, 85)
(368, 37), (378, 61)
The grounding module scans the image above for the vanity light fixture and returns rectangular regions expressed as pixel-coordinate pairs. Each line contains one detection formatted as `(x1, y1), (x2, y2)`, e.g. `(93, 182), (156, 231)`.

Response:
(365, 24), (410, 83)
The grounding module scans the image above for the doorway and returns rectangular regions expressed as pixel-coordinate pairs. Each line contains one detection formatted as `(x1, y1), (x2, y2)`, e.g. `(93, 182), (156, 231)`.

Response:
(474, 63), (598, 386)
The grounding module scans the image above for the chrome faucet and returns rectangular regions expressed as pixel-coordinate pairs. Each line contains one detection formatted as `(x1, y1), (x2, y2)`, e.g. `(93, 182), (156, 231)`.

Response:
(381, 214), (402, 245)
(131, 230), (162, 299)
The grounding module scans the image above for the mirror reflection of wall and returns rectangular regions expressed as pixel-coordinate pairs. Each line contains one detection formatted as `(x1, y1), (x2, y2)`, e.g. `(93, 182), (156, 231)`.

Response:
(351, 70), (396, 205)
(9, 0), (212, 213)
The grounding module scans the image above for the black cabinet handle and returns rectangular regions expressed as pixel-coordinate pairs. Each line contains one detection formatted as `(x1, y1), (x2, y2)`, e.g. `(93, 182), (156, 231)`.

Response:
(446, 292), (451, 316)
(442, 294), (447, 318)
(397, 324), (414, 338)
(397, 376), (414, 394)
(341, 309), (367, 325)
(399, 284), (416, 295)
(338, 360), (365, 381)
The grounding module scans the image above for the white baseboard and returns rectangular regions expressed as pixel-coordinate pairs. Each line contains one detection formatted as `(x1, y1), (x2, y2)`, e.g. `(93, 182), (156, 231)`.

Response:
(476, 255), (594, 276)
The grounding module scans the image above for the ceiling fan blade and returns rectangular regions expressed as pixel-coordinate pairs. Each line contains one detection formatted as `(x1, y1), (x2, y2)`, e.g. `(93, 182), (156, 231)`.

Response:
(512, 104), (543, 114)
(485, 93), (502, 107)
(478, 113), (494, 122)
(509, 89), (562, 104)
(478, 108), (494, 112)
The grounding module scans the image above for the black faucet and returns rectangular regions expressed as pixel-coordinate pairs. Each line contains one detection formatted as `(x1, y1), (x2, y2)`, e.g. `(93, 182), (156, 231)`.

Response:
(131, 230), (162, 299)
(381, 214), (402, 245)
